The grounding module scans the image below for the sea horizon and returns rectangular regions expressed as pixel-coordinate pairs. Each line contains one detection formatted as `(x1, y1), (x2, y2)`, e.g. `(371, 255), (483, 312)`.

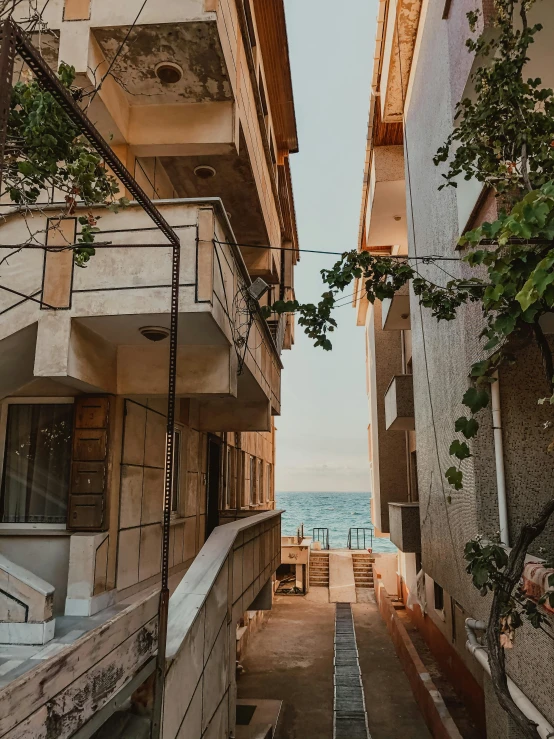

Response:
(275, 490), (396, 553)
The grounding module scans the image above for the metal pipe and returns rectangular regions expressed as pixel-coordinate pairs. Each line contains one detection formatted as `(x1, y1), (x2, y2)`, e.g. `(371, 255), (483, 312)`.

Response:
(150, 229), (181, 739)
(465, 619), (554, 739)
(491, 373), (509, 545)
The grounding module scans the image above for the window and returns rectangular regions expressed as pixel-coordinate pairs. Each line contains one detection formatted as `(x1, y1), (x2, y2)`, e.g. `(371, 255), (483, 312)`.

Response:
(224, 446), (232, 509)
(258, 459), (264, 504)
(434, 581), (444, 612)
(409, 450), (419, 502)
(171, 428), (182, 514)
(250, 455), (256, 505)
(267, 464), (273, 501)
(244, 0), (256, 47)
(0, 403), (73, 524)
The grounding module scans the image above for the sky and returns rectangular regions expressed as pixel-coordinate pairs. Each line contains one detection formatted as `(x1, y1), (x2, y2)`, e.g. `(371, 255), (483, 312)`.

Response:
(276, 0), (377, 493)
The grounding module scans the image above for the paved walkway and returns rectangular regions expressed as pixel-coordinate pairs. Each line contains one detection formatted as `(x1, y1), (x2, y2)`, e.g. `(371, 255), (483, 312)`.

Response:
(237, 590), (431, 739)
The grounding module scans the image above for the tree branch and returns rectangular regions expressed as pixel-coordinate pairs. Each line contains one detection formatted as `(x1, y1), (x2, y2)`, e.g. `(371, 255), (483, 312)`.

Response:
(486, 497), (554, 739)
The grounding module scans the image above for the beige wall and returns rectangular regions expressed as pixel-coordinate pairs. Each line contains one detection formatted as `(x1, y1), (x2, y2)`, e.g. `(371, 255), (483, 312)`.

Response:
(116, 398), (207, 600)
(365, 300), (409, 533)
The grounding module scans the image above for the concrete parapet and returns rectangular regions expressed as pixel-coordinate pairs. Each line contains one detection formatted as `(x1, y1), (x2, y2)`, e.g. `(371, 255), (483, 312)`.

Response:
(0, 554), (55, 645)
(374, 581), (463, 739)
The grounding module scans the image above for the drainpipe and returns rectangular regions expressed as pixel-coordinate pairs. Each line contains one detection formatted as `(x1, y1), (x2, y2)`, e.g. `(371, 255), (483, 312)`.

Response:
(465, 619), (554, 738)
(491, 372), (509, 545)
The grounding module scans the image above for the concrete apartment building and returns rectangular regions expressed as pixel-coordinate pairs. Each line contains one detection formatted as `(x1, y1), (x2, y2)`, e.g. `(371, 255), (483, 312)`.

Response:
(356, 0), (554, 737)
(0, 1), (298, 737)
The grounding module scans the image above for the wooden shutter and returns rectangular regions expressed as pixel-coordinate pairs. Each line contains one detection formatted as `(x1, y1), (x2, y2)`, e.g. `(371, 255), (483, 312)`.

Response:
(67, 396), (110, 531)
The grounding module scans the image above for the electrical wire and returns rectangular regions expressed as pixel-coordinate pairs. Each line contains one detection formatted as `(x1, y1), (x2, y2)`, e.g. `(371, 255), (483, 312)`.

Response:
(213, 238), (461, 261)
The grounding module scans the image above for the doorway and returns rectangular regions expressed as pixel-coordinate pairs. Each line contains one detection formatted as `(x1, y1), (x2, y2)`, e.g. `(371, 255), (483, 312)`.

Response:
(206, 435), (222, 538)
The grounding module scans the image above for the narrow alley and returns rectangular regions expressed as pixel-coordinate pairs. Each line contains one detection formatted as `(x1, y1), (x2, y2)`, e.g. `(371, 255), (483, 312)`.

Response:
(237, 592), (431, 739)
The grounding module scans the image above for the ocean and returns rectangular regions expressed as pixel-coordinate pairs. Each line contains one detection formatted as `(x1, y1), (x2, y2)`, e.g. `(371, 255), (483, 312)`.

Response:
(275, 491), (397, 553)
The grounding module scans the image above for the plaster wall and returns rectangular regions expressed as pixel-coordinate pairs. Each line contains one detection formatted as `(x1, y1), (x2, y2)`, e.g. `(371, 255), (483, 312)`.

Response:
(116, 398), (205, 599)
(405, 0), (554, 725)
(366, 300), (409, 533)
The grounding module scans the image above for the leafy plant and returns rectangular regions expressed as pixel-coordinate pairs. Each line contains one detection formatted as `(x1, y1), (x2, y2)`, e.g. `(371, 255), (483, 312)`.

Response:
(3, 62), (128, 265)
(264, 2), (554, 735)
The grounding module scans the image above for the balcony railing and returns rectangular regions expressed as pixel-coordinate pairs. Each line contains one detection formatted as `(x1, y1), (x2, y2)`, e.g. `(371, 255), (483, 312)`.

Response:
(0, 510), (282, 739)
(0, 198), (282, 415)
(163, 510), (282, 739)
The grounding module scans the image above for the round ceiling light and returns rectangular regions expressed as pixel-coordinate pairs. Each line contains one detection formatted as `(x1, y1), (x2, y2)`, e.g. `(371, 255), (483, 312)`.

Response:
(139, 326), (170, 342)
(155, 62), (183, 84)
(194, 165), (216, 180)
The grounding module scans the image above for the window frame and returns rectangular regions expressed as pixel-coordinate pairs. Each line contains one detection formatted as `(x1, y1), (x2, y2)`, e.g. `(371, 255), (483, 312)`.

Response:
(0, 397), (75, 531)
(170, 426), (184, 517)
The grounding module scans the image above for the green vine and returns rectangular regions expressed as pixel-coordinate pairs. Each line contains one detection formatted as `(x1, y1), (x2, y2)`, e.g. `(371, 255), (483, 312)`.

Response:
(264, 3), (554, 734)
(4, 62), (128, 266)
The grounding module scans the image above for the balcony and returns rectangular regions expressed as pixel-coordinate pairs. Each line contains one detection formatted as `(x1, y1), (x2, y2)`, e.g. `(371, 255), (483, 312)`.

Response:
(24, 0), (298, 262)
(0, 199), (281, 429)
(364, 146), (407, 251)
(382, 281), (410, 330)
(384, 375), (415, 431)
(389, 502), (421, 553)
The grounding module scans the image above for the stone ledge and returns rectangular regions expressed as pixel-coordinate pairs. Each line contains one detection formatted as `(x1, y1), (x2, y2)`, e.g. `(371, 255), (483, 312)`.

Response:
(65, 589), (116, 617)
(374, 581), (463, 739)
(0, 619), (56, 645)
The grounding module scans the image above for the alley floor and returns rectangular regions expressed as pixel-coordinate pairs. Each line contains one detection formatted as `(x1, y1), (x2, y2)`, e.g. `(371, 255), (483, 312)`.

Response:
(237, 590), (431, 739)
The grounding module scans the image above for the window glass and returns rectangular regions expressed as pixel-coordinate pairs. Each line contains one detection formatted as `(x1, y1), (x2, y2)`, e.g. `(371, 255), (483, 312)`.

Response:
(434, 581), (444, 611)
(0, 404), (73, 524)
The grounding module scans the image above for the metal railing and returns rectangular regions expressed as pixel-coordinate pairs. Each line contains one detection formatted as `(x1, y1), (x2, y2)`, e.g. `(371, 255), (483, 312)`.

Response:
(312, 527), (330, 550)
(347, 527), (374, 550)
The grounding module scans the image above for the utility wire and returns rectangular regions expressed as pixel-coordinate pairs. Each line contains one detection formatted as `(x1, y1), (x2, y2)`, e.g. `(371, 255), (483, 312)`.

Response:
(213, 238), (461, 261)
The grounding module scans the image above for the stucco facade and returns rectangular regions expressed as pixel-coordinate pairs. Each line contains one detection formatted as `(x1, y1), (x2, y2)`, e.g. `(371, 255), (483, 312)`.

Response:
(357, 1), (554, 736)
(0, 1), (297, 736)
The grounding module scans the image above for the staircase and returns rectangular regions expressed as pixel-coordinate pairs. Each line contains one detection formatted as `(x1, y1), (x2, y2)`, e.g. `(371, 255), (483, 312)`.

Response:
(352, 553), (374, 589)
(309, 552), (329, 587)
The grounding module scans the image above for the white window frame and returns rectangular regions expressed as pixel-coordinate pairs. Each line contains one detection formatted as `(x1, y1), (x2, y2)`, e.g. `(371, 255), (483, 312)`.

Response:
(0, 397), (75, 532)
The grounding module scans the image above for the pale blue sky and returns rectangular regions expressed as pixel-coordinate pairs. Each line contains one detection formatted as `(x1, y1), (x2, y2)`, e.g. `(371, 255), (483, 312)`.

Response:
(276, 0), (376, 493)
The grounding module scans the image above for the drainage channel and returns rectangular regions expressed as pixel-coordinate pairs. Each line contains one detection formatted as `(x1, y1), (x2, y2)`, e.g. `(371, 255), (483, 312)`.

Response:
(334, 603), (371, 739)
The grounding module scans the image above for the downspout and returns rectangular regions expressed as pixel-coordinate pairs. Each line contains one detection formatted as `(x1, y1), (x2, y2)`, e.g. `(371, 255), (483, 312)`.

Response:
(491, 372), (509, 545)
(465, 619), (554, 739)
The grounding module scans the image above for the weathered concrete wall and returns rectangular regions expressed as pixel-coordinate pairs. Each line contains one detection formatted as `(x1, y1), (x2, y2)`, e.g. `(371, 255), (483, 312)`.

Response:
(405, 0), (554, 727)
(163, 511), (281, 739)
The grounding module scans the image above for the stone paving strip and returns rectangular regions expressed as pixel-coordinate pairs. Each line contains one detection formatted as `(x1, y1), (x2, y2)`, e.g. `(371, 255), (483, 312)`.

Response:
(334, 602), (371, 739)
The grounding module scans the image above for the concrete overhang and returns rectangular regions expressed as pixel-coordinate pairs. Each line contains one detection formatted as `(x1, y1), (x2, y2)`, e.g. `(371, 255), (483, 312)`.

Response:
(384, 374), (415, 431)
(389, 502), (421, 553)
(0, 199), (282, 417)
(379, 0), (422, 123)
(382, 283), (410, 331)
(365, 146), (407, 251)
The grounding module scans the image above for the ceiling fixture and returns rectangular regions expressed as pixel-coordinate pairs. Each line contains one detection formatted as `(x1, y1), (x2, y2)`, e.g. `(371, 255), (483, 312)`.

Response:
(155, 62), (183, 84)
(139, 326), (170, 342)
(393, 215), (402, 221)
(194, 165), (216, 180)
(401, 313), (410, 320)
